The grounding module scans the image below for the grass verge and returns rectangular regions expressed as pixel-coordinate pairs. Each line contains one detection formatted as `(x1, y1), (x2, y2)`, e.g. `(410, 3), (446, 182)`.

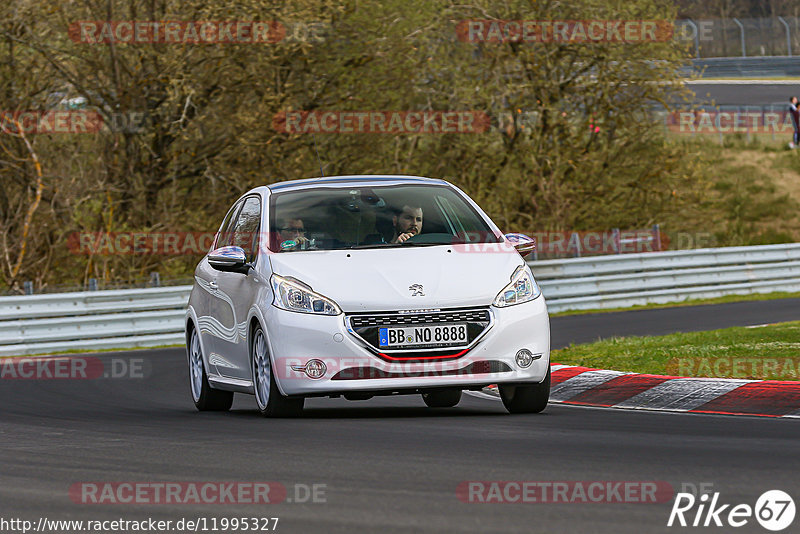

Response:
(553, 321), (800, 380)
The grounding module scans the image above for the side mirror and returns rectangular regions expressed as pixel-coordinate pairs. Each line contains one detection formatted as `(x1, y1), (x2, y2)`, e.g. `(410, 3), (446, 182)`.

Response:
(504, 233), (536, 256)
(208, 246), (252, 274)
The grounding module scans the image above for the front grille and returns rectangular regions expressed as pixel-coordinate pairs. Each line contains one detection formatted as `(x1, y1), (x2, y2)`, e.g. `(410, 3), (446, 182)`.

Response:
(348, 309), (490, 328)
(346, 307), (492, 362)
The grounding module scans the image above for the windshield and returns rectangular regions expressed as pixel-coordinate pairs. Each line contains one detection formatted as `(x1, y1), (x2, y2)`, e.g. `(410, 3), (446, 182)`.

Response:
(268, 184), (501, 252)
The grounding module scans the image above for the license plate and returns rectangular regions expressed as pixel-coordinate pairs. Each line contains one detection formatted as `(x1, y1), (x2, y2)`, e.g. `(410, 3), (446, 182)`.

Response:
(378, 323), (468, 348)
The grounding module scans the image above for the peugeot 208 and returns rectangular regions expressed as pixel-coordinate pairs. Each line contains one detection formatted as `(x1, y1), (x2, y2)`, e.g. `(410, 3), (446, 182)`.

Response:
(185, 175), (550, 416)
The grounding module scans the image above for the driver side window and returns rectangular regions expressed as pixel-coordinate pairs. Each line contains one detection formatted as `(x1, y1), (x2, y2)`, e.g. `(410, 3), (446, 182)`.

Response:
(230, 196), (262, 263)
(215, 201), (243, 249)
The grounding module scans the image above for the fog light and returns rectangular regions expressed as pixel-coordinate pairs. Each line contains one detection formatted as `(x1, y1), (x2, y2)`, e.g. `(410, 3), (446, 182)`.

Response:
(515, 349), (534, 368)
(304, 359), (327, 379)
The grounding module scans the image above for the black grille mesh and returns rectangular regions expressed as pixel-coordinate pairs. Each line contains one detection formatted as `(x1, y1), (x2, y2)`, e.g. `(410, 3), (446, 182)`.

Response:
(348, 309), (490, 328)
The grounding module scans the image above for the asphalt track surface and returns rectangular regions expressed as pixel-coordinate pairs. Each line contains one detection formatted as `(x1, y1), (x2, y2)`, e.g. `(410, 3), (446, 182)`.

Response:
(688, 82), (800, 106)
(2, 299), (800, 533)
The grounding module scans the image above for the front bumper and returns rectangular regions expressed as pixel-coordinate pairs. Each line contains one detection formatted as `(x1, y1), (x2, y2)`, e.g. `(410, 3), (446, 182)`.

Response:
(264, 297), (550, 397)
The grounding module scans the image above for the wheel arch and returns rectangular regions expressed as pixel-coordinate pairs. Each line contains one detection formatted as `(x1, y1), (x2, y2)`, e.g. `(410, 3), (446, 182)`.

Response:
(184, 306), (211, 372)
(247, 307), (290, 397)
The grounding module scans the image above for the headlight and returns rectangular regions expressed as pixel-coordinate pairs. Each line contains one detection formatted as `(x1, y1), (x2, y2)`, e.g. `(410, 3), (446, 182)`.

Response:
(493, 265), (541, 307)
(271, 274), (342, 315)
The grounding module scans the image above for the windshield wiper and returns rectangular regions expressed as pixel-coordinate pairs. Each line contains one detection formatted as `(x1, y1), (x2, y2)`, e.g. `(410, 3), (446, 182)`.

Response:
(347, 242), (441, 250)
(348, 243), (402, 249)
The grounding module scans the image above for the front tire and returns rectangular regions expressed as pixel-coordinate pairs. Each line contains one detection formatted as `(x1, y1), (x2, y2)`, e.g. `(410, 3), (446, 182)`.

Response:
(422, 389), (462, 408)
(252, 325), (304, 417)
(188, 327), (233, 411)
(499, 367), (550, 414)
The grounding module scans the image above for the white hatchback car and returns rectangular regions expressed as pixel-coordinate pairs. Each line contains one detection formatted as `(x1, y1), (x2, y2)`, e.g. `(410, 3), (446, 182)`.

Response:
(186, 175), (550, 416)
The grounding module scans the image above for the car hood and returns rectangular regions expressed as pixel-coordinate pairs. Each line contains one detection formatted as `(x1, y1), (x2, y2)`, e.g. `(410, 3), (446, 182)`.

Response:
(268, 246), (526, 312)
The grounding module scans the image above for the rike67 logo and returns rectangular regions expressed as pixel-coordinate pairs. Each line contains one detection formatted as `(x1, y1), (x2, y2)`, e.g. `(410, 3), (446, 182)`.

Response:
(668, 490), (795, 531)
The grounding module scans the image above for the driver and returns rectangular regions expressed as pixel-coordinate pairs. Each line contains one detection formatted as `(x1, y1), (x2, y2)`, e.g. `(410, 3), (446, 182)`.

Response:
(391, 205), (423, 243)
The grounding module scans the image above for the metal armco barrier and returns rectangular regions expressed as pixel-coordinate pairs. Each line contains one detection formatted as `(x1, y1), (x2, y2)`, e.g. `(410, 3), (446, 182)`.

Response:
(1, 243), (799, 356)
(685, 57), (800, 78)
(533, 243), (800, 313)
(0, 286), (191, 357)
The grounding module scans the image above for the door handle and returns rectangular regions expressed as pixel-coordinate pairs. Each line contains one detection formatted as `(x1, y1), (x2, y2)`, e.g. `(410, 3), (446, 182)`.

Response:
(209, 280), (218, 290)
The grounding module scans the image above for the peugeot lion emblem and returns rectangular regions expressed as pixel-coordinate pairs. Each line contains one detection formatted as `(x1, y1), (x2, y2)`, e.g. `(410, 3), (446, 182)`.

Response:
(409, 284), (425, 297)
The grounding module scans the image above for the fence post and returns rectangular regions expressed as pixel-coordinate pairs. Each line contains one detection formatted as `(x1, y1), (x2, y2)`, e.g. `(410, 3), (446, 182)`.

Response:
(88, 278), (98, 291)
(653, 224), (662, 251)
(569, 232), (581, 258)
(23, 281), (33, 295)
(612, 228), (621, 254)
(732, 18), (746, 57)
(778, 17), (791, 57)
(150, 272), (161, 287)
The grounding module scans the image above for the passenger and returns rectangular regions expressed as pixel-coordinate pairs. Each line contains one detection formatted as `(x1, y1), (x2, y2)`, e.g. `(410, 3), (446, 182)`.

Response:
(278, 218), (308, 248)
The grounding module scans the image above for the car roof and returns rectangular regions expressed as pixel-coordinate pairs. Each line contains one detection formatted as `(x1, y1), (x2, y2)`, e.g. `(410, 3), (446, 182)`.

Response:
(266, 174), (449, 192)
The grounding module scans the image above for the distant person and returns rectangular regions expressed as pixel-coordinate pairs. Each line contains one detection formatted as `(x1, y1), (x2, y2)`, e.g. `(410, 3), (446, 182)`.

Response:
(790, 97), (799, 149)
(391, 205), (423, 243)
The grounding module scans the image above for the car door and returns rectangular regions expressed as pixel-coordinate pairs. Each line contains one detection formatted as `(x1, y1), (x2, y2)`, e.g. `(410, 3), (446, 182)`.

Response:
(198, 200), (242, 378)
(213, 195), (263, 380)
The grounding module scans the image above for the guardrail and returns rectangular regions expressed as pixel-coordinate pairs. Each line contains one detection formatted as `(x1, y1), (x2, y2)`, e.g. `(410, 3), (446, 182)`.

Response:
(685, 57), (800, 78)
(1, 243), (799, 356)
(0, 287), (191, 357)
(534, 243), (800, 313)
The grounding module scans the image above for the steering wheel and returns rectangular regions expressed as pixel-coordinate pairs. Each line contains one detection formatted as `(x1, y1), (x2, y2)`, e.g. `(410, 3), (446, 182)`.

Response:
(401, 233), (427, 243)
(401, 233), (454, 245)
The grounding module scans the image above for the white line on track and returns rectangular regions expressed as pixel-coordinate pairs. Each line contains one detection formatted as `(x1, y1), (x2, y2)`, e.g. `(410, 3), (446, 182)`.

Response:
(685, 79), (800, 85)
